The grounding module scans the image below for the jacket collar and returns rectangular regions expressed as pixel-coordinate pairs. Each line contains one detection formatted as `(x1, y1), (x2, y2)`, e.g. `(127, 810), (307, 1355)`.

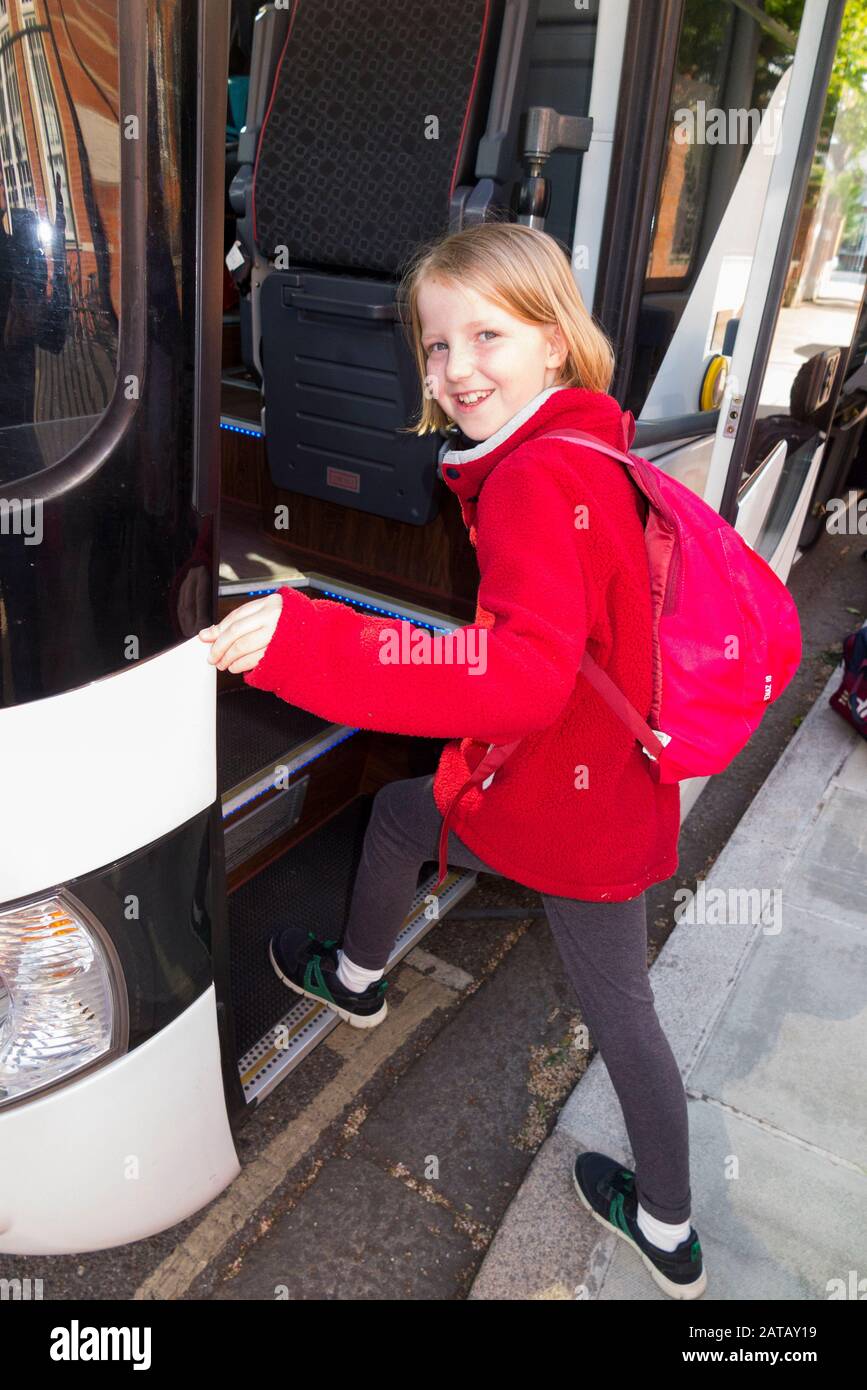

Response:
(437, 385), (634, 502)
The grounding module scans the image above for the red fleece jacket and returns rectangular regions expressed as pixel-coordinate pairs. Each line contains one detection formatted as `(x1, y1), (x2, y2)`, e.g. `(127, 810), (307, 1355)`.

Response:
(244, 385), (681, 899)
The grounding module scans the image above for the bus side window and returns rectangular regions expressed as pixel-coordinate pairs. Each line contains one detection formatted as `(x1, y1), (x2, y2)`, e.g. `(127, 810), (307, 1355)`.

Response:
(0, 0), (120, 487)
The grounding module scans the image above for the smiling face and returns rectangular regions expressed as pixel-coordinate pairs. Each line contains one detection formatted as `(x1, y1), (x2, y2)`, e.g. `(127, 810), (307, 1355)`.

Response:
(417, 274), (568, 441)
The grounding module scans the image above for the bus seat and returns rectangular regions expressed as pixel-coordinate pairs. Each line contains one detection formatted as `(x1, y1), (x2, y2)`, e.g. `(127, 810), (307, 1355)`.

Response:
(228, 0), (539, 526)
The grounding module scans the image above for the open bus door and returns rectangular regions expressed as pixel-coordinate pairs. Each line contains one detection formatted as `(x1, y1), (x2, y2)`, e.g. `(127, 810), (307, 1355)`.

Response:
(1, 0), (864, 1256)
(583, 0), (865, 588)
(0, 0), (238, 1253)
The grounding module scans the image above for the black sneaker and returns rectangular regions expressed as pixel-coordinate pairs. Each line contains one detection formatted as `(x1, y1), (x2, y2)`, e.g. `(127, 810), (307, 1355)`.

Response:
(573, 1150), (707, 1299)
(268, 927), (388, 1029)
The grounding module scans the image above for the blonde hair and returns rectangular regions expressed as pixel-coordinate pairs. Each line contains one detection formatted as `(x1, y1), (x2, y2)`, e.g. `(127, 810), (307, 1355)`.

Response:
(397, 220), (616, 437)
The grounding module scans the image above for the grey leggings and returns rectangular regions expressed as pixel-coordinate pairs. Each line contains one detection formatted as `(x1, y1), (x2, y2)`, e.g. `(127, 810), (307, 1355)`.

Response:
(341, 774), (691, 1223)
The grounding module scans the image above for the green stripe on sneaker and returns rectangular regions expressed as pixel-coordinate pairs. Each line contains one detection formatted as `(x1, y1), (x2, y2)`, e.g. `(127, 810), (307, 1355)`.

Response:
(304, 955), (335, 1002)
(609, 1193), (632, 1236)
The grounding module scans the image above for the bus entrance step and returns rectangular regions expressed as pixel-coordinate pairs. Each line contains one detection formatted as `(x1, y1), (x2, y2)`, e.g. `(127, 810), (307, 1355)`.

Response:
(218, 685), (352, 799)
(229, 793), (477, 1107)
(219, 685), (358, 874)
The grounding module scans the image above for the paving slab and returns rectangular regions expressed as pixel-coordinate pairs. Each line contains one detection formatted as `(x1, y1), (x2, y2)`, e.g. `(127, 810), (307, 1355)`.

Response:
(470, 664), (867, 1300)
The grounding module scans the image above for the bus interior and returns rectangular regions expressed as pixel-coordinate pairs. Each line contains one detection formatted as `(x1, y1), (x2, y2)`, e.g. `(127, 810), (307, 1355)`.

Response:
(213, 0), (867, 1108)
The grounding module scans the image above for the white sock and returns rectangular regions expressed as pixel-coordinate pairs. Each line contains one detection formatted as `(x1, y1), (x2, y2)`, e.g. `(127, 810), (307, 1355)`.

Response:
(336, 948), (384, 993)
(636, 1201), (691, 1252)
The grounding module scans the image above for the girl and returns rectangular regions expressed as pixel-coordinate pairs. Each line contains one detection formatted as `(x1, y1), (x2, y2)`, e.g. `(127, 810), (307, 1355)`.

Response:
(198, 222), (705, 1299)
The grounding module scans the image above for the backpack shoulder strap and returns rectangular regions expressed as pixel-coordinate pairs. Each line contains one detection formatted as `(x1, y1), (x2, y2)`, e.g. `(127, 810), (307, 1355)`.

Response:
(540, 427), (665, 512)
(537, 426), (669, 762)
(578, 651), (666, 759)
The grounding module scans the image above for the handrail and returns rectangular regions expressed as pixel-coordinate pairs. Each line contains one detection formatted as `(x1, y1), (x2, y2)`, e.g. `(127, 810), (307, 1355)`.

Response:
(632, 409), (720, 450)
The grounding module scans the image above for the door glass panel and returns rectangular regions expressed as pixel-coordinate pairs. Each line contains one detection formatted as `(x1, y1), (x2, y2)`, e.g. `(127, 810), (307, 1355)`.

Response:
(627, 0), (807, 423)
(739, 7), (867, 559)
(0, 0), (119, 484)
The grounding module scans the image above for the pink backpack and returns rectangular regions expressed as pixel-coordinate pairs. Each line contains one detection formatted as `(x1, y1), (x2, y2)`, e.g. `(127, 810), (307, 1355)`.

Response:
(477, 415), (803, 786)
(434, 413), (803, 883)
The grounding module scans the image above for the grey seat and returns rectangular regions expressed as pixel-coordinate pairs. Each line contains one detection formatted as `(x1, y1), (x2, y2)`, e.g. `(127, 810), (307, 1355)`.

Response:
(228, 0), (540, 526)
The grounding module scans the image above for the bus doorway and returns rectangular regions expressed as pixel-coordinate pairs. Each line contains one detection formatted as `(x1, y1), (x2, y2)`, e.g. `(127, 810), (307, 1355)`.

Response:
(1, 0), (864, 1256)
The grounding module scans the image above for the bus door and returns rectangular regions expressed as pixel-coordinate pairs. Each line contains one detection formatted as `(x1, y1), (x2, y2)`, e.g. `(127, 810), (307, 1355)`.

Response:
(696, 0), (866, 577)
(579, 0), (862, 584)
(0, 0), (238, 1254)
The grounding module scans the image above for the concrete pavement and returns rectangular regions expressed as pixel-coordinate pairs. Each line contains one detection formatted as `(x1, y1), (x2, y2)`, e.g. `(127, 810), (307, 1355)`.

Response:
(470, 662), (867, 1300)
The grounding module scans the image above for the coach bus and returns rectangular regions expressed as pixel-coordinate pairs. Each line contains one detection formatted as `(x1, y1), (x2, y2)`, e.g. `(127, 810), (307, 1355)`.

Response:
(1, 0), (865, 1253)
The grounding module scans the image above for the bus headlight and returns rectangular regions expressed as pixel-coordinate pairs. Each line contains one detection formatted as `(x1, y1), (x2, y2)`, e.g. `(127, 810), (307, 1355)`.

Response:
(0, 892), (126, 1109)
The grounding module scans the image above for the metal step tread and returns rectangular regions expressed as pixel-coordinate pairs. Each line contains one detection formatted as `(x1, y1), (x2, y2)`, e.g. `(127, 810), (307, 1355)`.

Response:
(229, 794), (477, 1104)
